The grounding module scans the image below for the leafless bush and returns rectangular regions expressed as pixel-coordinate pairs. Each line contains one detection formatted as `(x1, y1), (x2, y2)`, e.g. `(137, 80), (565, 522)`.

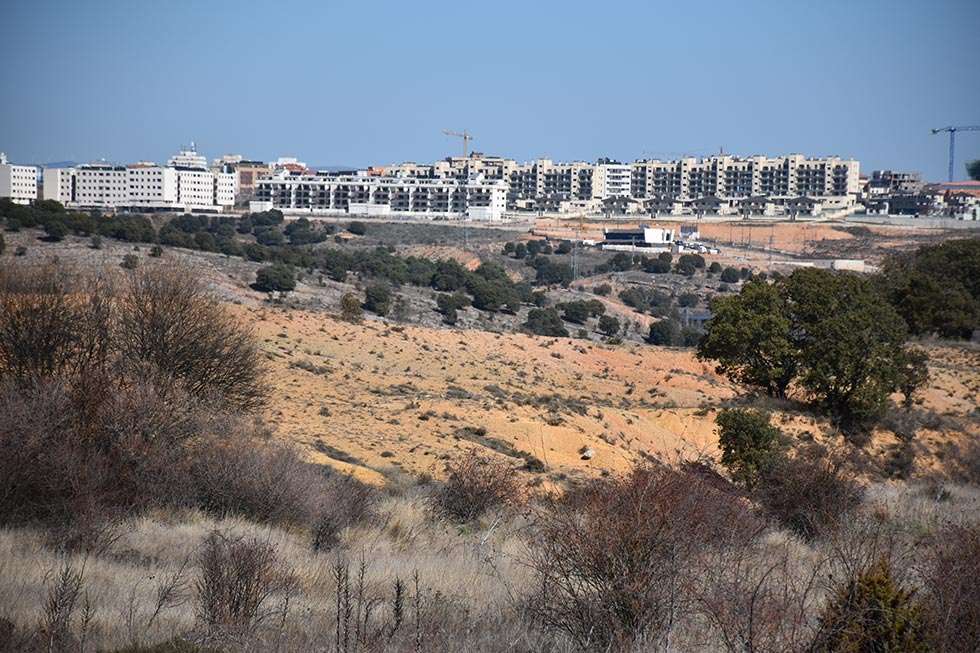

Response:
(311, 475), (378, 552)
(526, 464), (764, 651)
(950, 437), (980, 485)
(754, 454), (864, 541)
(116, 267), (267, 411)
(188, 431), (325, 526)
(195, 532), (297, 639)
(918, 524), (980, 652)
(0, 261), (303, 543)
(0, 261), (266, 410)
(429, 450), (525, 522)
(0, 262), (113, 384)
(694, 538), (825, 653)
(39, 560), (94, 652)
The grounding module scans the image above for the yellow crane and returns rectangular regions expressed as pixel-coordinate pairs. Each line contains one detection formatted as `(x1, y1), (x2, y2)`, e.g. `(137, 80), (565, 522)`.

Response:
(442, 129), (474, 158)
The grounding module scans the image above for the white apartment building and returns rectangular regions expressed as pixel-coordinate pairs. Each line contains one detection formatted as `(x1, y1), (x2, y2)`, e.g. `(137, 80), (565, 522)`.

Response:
(43, 146), (234, 212)
(630, 154), (859, 202)
(593, 162), (632, 199)
(251, 172), (509, 221)
(374, 153), (859, 214)
(0, 153), (39, 205)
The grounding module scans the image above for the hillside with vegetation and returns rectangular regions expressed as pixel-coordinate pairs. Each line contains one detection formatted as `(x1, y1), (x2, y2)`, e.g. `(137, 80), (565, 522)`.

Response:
(0, 199), (978, 652)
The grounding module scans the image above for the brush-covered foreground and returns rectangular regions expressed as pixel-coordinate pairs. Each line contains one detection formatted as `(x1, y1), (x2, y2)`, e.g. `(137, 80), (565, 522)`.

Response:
(1, 481), (978, 652)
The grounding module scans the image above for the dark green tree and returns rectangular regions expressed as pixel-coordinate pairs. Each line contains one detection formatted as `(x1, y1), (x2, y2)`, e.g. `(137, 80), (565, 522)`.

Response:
(785, 269), (909, 433)
(598, 314), (620, 337)
(715, 408), (782, 489)
(524, 308), (568, 337)
(697, 280), (797, 398)
(967, 159), (980, 181)
(559, 301), (590, 324)
(43, 220), (68, 242)
(254, 264), (296, 292)
(720, 267), (740, 283)
(363, 283), (392, 316)
(647, 319), (680, 346)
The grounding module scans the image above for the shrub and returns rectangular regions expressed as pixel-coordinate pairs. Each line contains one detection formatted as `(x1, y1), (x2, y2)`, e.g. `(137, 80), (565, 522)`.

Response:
(556, 240), (572, 254)
(121, 254), (139, 269)
(594, 283), (611, 296)
(116, 267), (267, 410)
(347, 220), (367, 235)
(754, 454), (863, 540)
(89, 235), (102, 249)
(558, 300), (590, 324)
(598, 314), (620, 337)
(647, 318), (681, 346)
(196, 533), (296, 636)
(149, 244), (163, 257)
(720, 267), (740, 283)
(715, 408), (782, 489)
(340, 292), (363, 322)
(708, 261), (722, 274)
(0, 233), (4, 255)
(430, 451), (524, 522)
(524, 307), (568, 337)
(311, 475), (378, 552)
(678, 292), (698, 307)
(254, 264), (296, 293)
(919, 524), (980, 652)
(527, 465), (763, 650)
(363, 282), (392, 316)
(812, 559), (929, 652)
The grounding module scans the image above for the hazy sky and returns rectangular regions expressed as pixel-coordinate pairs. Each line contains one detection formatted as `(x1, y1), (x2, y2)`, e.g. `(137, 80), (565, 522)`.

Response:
(1, 0), (978, 180)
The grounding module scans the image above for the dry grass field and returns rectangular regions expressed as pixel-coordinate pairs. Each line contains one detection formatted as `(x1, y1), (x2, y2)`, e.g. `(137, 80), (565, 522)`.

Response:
(248, 303), (980, 486)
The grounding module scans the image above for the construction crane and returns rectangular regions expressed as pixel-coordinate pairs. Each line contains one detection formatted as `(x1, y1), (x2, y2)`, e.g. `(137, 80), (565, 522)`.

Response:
(442, 129), (474, 158)
(931, 125), (980, 182)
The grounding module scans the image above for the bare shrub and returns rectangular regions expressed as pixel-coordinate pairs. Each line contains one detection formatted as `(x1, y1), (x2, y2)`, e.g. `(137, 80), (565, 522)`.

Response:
(754, 454), (864, 541)
(195, 532), (296, 638)
(116, 267), (267, 411)
(188, 431), (324, 526)
(951, 437), (980, 485)
(429, 450), (525, 522)
(311, 475), (378, 551)
(918, 524), (980, 652)
(0, 261), (297, 543)
(0, 262), (266, 410)
(694, 537), (825, 653)
(526, 464), (764, 651)
(0, 262), (113, 383)
(39, 560), (94, 652)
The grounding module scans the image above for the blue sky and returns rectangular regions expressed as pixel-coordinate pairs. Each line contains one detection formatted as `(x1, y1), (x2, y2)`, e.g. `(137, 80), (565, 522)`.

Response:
(1, 0), (978, 180)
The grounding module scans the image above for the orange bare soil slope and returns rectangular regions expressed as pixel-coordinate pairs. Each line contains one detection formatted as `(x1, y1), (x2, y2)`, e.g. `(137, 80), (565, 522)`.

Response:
(242, 303), (980, 486)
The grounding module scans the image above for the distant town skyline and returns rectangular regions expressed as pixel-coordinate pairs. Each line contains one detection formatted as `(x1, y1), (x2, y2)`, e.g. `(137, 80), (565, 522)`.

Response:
(2, 0), (979, 181)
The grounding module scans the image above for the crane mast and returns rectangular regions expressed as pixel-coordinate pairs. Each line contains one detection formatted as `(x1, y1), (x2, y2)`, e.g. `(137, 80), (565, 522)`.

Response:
(931, 125), (980, 182)
(442, 129), (474, 158)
